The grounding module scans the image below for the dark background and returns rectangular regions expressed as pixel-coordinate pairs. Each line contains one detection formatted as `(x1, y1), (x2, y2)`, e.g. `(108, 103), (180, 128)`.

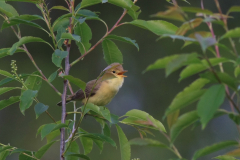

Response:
(1, 0), (240, 159)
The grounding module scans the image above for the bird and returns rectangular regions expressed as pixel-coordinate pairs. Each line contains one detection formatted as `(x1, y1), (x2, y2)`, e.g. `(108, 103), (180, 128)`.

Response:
(57, 63), (127, 106)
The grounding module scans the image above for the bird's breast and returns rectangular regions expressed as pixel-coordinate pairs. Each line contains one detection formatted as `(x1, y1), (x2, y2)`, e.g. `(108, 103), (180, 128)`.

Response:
(82, 77), (124, 106)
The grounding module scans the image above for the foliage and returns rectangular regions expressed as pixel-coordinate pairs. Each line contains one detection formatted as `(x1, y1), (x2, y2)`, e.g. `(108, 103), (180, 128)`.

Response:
(1, 0), (240, 160)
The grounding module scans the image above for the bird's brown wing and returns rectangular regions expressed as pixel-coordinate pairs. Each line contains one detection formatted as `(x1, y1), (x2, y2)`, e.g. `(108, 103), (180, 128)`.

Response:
(70, 79), (101, 101)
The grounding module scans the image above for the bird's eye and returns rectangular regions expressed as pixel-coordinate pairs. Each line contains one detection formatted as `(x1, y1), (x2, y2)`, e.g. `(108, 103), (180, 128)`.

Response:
(112, 71), (116, 73)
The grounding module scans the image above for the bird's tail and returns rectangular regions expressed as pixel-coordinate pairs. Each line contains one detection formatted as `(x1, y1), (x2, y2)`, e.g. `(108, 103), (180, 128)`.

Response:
(57, 97), (73, 106)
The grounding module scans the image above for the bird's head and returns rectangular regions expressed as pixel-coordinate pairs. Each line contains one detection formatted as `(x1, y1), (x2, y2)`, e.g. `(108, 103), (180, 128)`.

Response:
(103, 63), (127, 78)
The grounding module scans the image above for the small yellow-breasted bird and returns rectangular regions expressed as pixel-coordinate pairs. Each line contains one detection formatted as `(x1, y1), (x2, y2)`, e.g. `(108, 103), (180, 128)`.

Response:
(57, 63), (127, 106)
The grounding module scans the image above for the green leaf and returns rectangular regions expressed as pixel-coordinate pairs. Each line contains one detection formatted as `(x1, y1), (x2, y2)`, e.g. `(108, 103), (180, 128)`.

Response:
(116, 124), (131, 160)
(0, 1), (18, 17)
(150, 7), (185, 22)
(41, 123), (68, 140)
(0, 87), (16, 95)
(48, 70), (58, 83)
(2, 14), (43, 30)
(80, 133), (116, 147)
(192, 141), (238, 160)
(63, 75), (86, 91)
(234, 66), (240, 77)
(7, 0), (42, 4)
(20, 90), (38, 115)
(8, 36), (53, 55)
(105, 35), (139, 51)
(66, 141), (80, 160)
(65, 153), (90, 160)
(0, 74), (29, 87)
(165, 78), (209, 116)
(179, 58), (230, 81)
(0, 146), (10, 160)
(220, 27), (240, 40)
(74, 22), (92, 54)
(228, 113), (240, 125)
(128, 4), (141, 20)
(79, 129), (93, 155)
(200, 72), (238, 90)
(2, 17), (45, 33)
(227, 6), (240, 14)
(77, 9), (99, 17)
(129, 138), (168, 148)
(61, 33), (81, 42)
(165, 53), (200, 77)
(195, 34), (216, 53)
(102, 39), (123, 65)
(167, 110), (180, 129)
(50, 6), (69, 12)
(122, 109), (166, 132)
(0, 96), (20, 111)
(197, 84), (225, 129)
(34, 103), (49, 119)
(80, 0), (102, 8)
(52, 49), (68, 67)
(127, 20), (178, 35)
(103, 123), (111, 137)
(11, 148), (28, 155)
(183, 31), (212, 48)
(19, 151), (34, 160)
(108, 0), (133, 9)
(0, 48), (25, 59)
(170, 110), (199, 142)
(0, 78), (14, 87)
(110, 113), (119, 124)
(159, 34), (196, 42)
(56, 26), (66, 48)
(0, 69), (14, 78)
(53, 17), (69, 32)
(35, 141), (57, 159)
(181, 7), (213, 15)
(0, 146), (13, 153)
(176, 18), (203, 36)
(93, 139), (103, 152)
(23, 71), (42, 91)
(214, 155), (238, 160)
(46, 130), (60, 143)
(144, 55), (179, 73)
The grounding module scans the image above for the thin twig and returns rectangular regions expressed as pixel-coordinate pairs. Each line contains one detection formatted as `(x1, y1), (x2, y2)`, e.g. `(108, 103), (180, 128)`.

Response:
(70, 9), (128, 67)
(159, 131), (182, 158)
(204, 56), (240, 114)
(201, 0), (235, 112)
(172, 0), (178, 6)
(9, 26), (62, 96)
(214, 0), (238, 56)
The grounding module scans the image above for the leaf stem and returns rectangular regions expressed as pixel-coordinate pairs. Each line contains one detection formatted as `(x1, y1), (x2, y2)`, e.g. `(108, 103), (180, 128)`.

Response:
(159, 131), (182, 158)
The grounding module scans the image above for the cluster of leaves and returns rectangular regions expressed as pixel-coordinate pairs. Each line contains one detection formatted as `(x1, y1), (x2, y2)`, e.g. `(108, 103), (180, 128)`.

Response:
(0, 0), (180, 159)
(137, 1), (240, 160)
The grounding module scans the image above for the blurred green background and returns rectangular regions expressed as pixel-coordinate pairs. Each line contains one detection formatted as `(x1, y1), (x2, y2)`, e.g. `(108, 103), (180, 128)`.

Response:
(1, 0), (240, 159)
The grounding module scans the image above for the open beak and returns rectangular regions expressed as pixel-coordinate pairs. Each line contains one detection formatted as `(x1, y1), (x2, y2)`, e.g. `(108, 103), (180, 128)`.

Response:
(117, 70), (128, 77)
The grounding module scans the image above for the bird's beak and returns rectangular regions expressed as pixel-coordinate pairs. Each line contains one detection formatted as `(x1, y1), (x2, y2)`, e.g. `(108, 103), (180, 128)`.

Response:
(117, 70), (128, 77)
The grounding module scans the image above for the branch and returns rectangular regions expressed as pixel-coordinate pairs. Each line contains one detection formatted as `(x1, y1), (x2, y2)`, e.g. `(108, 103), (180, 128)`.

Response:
(60, 1), (75, 159)
(70, 9), (128, 67)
